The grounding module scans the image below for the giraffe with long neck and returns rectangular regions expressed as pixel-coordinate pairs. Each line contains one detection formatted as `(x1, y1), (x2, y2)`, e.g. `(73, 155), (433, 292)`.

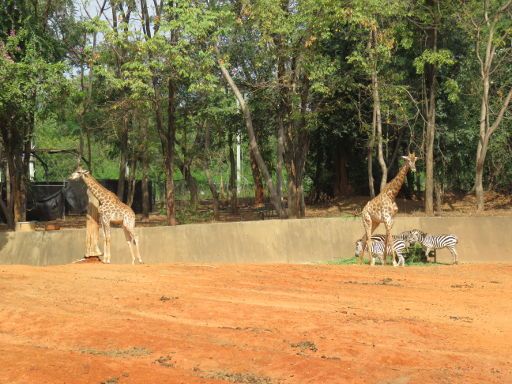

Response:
(359, 153), (418, 265)
(70, 166), (143, 264)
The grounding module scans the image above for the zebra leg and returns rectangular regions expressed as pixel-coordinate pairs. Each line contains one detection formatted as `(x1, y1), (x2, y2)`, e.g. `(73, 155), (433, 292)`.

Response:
(394, 250), (405, 267)
(398, 251), (405, 267)
(392, 250), (398, 267)
(373, 253), (383, 266)
(425, 247), (431, 263)
(449, 247), (458, 264)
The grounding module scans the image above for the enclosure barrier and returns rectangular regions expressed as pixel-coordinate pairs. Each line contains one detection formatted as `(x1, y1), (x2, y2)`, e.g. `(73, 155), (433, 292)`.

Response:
(0, 216), (511, 265)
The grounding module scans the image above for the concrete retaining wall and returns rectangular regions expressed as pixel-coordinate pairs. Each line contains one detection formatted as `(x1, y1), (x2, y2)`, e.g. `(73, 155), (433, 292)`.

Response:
(0, 216), (511, 265)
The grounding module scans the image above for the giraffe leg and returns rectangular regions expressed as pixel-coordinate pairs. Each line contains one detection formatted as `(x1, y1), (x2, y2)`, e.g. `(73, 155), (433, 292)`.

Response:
(361, 219), (379, 266)
(360, 215), (371, 265)
(133, 234), (143, 264)
(123, 226), (143, 264)
(102, 221), (111, 264)
(123, 227), (136, 264)
(383, 217), (393, 266)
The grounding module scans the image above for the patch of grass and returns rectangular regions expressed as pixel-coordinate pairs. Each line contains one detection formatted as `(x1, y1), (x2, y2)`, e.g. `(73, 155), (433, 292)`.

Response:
(343, 278), (401, 287)
(176, 207), (214, 224)
(327, 257), (359, 265)
(451, 283), (473, 289)
(100, 377), (119, 384)
(291, 340), (318, 352)
(80, 346), (151, 358)
(405, 260), (450, 266)
(160, 295), (179, 302)
(154, 355), (174, 368)
(196, 369), (273, 384)
(449, 315), (473, 323)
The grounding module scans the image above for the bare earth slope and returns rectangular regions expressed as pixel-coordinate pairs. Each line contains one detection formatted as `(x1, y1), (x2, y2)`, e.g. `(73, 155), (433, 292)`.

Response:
(1, 264), (511, 383)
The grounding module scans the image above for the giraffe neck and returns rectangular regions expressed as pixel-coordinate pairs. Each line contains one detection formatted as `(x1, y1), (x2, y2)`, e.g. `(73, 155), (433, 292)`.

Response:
(81, 174), (113, 203)
(381, 163), (410, 199)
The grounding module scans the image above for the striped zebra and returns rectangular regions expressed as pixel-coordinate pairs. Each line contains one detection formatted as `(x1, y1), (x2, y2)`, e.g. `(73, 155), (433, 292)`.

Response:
(372, 229), (423, 248)
(355, 236), (407, 267)
(409, 230), (459, 264)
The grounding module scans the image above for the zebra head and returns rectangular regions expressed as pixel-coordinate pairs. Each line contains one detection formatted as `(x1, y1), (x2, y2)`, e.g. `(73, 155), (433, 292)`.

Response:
(354, 239), (364, 257)
(410, 229), (426, 243)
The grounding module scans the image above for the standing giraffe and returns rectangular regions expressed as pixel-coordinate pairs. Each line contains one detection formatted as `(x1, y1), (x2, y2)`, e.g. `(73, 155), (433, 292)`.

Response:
(69, 166), (143, 264)
(360, 153), (418, 265)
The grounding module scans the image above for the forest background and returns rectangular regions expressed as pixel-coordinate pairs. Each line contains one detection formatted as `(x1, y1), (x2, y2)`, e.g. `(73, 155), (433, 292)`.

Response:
(0, 0), (511, 229)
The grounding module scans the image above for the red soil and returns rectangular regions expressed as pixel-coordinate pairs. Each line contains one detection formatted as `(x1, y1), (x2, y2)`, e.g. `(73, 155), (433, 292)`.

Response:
(1, 263), (511, 384)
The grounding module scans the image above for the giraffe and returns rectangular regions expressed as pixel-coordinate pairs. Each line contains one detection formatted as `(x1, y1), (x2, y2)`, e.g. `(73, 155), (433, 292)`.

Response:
(69, 166), (143, 264)
(360, 153), (418, 265)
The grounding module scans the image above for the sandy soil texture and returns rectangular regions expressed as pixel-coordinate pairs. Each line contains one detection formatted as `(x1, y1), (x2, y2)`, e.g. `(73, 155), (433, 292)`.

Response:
(1, 263), (511, 384)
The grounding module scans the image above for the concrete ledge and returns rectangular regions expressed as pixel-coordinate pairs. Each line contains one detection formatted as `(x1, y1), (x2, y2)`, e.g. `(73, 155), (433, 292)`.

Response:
(0, 216), (511, 265)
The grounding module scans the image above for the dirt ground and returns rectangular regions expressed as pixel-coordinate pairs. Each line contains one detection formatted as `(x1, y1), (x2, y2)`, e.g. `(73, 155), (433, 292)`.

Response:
(1, 263), (511, 384)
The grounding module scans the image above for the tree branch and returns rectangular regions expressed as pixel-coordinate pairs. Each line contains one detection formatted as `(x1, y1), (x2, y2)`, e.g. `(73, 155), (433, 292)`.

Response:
(489, 87), (512, 136)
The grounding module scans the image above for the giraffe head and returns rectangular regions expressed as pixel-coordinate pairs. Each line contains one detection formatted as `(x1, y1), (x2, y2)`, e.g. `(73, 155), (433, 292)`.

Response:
(401, 153), (418, 173)
(69, 166), (90, 181)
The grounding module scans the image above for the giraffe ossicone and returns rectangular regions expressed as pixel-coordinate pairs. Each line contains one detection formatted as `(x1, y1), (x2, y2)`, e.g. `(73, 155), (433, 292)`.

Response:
(70, 166), (143, 265)
(359, 153), (418, 266)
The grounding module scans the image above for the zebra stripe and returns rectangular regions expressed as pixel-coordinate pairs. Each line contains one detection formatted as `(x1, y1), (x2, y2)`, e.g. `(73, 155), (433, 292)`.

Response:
(355, 236), (407, 267)
(410, 230), (459, 264)
(372, 229), (423, 247)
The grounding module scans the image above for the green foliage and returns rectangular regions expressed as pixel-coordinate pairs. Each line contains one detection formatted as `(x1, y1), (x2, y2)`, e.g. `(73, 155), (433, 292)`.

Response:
(1, 0), (511, 224)
(413, 49), (455, 74)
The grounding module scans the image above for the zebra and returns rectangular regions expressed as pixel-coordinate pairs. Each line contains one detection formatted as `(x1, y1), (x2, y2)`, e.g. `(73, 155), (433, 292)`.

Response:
(355, 236), (408, 267)
(409, 230), (459, 264)
(372, 229), (423, 248)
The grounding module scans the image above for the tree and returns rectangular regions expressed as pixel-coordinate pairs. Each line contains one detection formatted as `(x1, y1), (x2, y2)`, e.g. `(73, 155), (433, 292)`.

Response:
(461, 0), (512, 211)
(346, 0), (415, 195)
(0, 0), (74, 228)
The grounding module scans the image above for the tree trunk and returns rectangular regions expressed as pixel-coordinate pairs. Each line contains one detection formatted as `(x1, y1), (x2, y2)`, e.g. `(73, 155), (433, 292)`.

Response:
(424, 0), (438, 215)
(204, 122), (220, 220)
(126, 156), (137, 208)
(373, 71), (387, 193)
(434, 179), (443, 215)
(12, 170), (26, 224)
(276, 118), (285, 204)
(367, 120), (376, 199)
(2, 162), (14, 229)
(228, 130), (238, 214)
(284, 128), (309, 218)
(334, 147), (351, 196)
(141, 119), (150, 221)
(165, 78), (177, 225)
(154, 79), (176, 226)
(369, 27), (387, 193)
(217, 50), (284, 217)
(183, 165), (198, 210)
(473, 7), (512, 211)
(117, 117), (129, 201)
(249, 150), (264, 206)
